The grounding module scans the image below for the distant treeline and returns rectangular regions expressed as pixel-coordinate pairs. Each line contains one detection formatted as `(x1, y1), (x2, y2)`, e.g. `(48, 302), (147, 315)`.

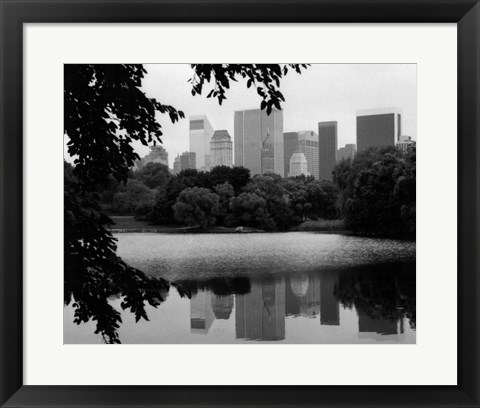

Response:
(65, 145), (415, 239)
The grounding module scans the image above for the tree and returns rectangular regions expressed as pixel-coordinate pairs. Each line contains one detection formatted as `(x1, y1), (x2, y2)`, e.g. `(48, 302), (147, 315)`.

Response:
(134, 162), (171, 189)
(214, 182), (235, 225)
(333, 146), (416, 238)
(173, 187), (220, 228)
(229, 192), (274, 230)
(64, 64), (308, 342)
(244, 175), (293, 230)
(112, 179), (155, 215)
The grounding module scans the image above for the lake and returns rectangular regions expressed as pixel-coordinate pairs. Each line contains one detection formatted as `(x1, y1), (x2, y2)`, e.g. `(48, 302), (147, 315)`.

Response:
(64, 232), (416, 344)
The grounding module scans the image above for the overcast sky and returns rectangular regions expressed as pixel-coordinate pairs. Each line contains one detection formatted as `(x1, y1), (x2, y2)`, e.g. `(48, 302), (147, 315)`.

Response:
(136, 64), (416, 168)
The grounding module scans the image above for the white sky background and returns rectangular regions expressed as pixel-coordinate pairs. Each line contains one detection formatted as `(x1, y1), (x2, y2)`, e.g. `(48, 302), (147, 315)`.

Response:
(138, 64), (416, 167)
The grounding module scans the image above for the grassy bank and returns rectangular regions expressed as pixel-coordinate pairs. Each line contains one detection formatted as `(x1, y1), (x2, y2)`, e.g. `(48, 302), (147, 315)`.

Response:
(294, 219), (347, 232)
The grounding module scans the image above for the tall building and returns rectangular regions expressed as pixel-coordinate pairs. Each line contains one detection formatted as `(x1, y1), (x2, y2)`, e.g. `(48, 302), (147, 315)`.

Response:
(318, 121), (338, 181)
(283, 132), (299, 177)
(356, 107), (402, 152)
(173, 151), (196, 174)
(283, 131), (319, 178)
(337, 143), (356, 162)
(397, 135), (416, 153)
(210, 130), (233, 168)
(288, 152), (309, 177)
(234, 109), (284, 176)
(189, 115), (214, 170)
(133, 145), (169, 170)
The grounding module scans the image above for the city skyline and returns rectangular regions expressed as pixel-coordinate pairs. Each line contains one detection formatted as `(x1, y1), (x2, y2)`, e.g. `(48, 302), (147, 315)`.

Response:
(133, 64), (416, 167)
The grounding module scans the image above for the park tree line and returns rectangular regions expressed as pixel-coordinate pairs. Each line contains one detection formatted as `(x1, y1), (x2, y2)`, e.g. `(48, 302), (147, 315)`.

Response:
(95, 163), (338, 231)
(92, 143), (415, 239)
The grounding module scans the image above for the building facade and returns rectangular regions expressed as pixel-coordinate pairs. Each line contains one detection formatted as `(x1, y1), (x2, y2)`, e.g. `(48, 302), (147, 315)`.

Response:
(318, 121), (338, 181)
(356, 107), (402, 152)
(283, 131), (319, 179)
(337, 143), (357, 162)
(173, 151), (196, 174)
(234, 109), (284, 176)
(288, 152), (309, 178)
(397, 135), (416, 153)
(210, 130), (233, 168)
(189, 115), (214, 170)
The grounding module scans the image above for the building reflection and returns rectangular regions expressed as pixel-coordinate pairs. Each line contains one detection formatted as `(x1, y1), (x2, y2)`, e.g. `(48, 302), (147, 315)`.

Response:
(211, 294), (234, 320)
(320, 273), (340, 326)
(286, 274), (321, 318)
(190, 290), (214, 334)
(235, 279), (285, 341)
(184, 268), (412, 342)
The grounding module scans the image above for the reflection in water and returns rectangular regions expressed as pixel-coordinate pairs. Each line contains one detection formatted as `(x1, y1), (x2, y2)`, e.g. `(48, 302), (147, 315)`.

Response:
(320, 273), (340, 326)
(162, 263), (413, 343)
(190, 291), (215, 334)
(64, 234), (416, 344)
(235, 280), (285, 341)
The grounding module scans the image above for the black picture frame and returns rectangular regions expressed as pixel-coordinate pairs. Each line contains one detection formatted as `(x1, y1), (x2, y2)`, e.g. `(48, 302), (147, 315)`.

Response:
(1, 0), (479, 407)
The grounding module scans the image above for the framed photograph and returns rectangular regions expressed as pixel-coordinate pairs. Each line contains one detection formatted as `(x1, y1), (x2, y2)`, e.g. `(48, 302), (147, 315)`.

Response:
(1, 0), (479, 407)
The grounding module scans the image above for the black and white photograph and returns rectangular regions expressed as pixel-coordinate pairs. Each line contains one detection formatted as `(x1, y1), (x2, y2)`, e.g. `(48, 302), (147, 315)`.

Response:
(64, 63), (416, 344)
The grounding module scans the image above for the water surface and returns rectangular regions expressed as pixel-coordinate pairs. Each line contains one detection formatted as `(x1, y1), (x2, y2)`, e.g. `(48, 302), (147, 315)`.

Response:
(64, 233), (416, 344)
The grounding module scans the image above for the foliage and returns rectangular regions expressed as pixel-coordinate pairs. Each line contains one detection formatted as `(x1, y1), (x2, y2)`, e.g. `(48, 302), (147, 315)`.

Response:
(112, 179), (155, 215)
(333, 146), (416, 239)
(173, 187), (220, 228)
(189, 64), (309, 114)
(214, 182), (235, 224)
(65, 64), (184, 188)
(229, 192), (273, 230)
(134, 162), (171, 189)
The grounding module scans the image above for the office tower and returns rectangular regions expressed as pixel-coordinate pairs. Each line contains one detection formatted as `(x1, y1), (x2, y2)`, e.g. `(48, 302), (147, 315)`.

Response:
(209, 130), (233, 168)
(235, 280), (285, 341)
(283, 131), (319, 178)
(234, 109), (284, 176)
(190, 290), (215, 334)
(397, 135), (416, 153)
(173, 155), (181, 174)
(288, 152), (309, 177)
(320, 273), (340, 326)
(336, 143), (357, 162)
(283, 132), (299, 177)
(173, 151), (196, 174)
(143, 145), (169, 166)
(356, 107), (402, 152)
(318, 121), (338, 181)
(189, 115), (214, 170)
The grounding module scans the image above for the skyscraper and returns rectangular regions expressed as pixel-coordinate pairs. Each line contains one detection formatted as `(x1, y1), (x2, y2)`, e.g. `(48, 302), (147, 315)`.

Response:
(288, 152), (309, 177)
(209, 130), (233, 168)
(189, 115), (214, 170)
(397, 135), (416, 153)
(283, 131), (319, 178)
(337, 143), (356, 162)
(356, 107), (402, 152)
(234, 109), (284, 176)
(173, 151), (196, 174)
(318, 121), (338, 181)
